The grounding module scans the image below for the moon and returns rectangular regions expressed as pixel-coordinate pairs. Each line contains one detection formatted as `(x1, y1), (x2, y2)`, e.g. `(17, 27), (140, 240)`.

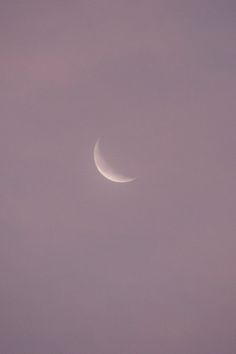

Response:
(93, 139), (136, 183)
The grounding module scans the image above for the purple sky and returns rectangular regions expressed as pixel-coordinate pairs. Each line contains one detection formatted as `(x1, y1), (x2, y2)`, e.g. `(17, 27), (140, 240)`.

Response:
(1, 1), (236, 353)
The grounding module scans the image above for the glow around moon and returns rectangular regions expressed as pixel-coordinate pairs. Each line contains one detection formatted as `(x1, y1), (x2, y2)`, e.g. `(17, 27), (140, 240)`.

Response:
(93, 139), (136, 183)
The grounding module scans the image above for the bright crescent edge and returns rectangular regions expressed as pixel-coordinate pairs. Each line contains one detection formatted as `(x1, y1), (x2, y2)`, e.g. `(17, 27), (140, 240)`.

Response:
(93, 139), (136, 183)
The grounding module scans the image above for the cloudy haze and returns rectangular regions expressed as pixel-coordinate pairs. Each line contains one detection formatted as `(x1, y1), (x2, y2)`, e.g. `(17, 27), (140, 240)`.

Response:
(1, 1), (236, 353)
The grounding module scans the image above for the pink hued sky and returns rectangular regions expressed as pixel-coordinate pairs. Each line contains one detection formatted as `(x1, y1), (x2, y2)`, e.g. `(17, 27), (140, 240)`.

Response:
(0, 1), (235, 353)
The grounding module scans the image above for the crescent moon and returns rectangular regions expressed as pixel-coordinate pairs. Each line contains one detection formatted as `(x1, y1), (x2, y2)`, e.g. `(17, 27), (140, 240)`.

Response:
(93, 139), (136, 183)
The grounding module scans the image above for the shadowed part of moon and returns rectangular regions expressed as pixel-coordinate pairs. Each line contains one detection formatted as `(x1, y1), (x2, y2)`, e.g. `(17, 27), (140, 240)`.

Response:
(93, 139), (136, 183)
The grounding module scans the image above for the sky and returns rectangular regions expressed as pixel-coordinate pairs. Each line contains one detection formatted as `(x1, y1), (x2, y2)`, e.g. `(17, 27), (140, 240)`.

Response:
(0, 1), (236, 353)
